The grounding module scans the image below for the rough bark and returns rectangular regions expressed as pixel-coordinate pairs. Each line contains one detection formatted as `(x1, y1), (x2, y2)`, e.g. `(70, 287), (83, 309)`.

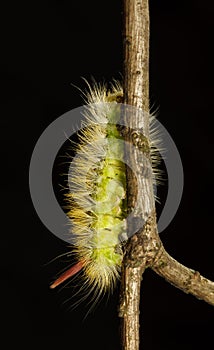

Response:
(119, 1), (152, 350)
(119, 1), (214, 350)
(152, 248), (214, 306)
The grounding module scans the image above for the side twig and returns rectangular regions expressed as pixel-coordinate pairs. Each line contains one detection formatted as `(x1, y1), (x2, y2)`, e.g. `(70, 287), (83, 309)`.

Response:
(152, 247), (214, 306)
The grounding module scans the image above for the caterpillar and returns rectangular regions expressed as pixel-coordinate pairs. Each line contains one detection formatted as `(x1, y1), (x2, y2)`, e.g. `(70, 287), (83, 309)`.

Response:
(50, 80), (161, 304)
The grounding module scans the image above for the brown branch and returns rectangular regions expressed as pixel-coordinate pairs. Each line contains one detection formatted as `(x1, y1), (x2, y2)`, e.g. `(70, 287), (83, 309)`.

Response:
(119, 1), (151, 350)
(152, 247), (214, 306)
(119, 1), (214, 350)
(119, 265), (145, 349)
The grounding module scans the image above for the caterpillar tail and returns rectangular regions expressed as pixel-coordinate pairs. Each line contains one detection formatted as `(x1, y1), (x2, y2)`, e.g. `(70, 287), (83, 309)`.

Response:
(50, 260), (84, 289)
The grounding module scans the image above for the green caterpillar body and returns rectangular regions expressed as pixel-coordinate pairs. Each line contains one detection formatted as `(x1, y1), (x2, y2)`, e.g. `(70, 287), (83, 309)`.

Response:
(65, 84), (127, 293)
(50, 82), (160, 300)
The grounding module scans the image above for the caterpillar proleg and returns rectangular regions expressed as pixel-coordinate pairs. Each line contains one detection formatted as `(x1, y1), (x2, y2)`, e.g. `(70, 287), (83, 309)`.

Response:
(50, 81), (161, 302)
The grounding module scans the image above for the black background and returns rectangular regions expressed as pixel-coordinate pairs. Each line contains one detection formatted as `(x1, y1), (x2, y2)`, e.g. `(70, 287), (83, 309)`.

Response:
(1, 0), (214, 349)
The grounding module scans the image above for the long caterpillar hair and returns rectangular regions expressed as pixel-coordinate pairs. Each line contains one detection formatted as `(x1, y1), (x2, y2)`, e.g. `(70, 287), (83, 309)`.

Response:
(50, 80), (161, 308)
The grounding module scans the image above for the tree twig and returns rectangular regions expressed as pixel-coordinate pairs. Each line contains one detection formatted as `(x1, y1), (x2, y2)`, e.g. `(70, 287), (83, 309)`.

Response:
(152, 247), (214, 306)
(119, 1), (214, 350)
(119, 1), (152, 350)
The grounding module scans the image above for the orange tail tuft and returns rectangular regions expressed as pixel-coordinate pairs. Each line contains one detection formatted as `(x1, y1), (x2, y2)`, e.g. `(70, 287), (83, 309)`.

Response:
(50, 260), (84, 289)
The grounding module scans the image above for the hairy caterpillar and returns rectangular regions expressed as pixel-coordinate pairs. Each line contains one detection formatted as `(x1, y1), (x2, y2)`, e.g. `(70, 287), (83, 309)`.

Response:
(50, 81), (161, 303)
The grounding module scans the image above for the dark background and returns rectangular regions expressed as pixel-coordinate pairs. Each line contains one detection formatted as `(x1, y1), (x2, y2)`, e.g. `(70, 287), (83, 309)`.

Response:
(1, 0), (213, 349)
